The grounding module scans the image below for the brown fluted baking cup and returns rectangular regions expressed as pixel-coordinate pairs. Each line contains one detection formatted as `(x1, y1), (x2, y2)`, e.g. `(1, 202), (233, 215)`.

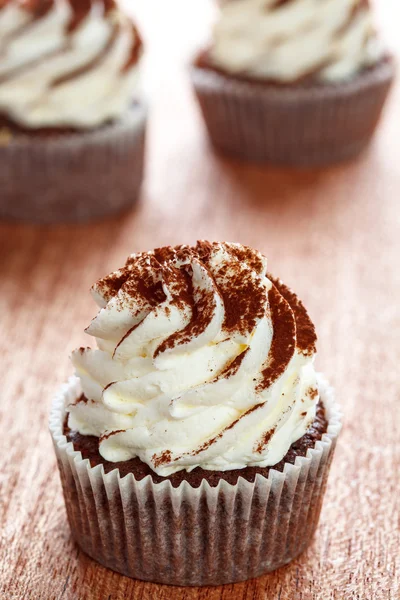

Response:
(191, 60), (395, 166)
(0, 104), (147, 223)
(50, 375), (342, 586)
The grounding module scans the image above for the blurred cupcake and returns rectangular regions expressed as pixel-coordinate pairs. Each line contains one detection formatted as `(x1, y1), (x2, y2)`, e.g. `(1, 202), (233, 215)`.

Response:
(192, 0), (395, 166)
(50, 241), (342, 586)
(0, 0), (146, 223)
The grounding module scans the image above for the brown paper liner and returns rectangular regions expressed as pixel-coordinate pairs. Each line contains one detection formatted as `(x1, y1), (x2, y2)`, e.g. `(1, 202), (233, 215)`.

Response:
(191, 60), (395, 166)
(50, 375), (342, 586)
(0, 104), (147, 223)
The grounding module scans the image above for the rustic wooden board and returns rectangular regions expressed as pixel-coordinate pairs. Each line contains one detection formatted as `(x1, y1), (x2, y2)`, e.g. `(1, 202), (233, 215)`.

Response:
(1, 1), (399, 598)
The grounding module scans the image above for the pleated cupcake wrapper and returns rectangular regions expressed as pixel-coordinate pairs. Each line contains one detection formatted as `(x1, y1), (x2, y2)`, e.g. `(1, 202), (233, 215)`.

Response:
(49, 375), (342, 586)
(191, 60), (394, 166)
(0, 104), (147, 224)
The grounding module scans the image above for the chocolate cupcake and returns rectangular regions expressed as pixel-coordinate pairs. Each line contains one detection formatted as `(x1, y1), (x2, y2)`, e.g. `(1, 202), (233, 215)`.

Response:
(192, 0), (394, 166)
(50, 242), (342, 586)
(0, 0), (146, 223)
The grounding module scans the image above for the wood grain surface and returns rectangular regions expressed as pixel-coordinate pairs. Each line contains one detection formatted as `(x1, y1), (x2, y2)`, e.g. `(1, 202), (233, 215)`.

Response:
(1, 1), (399, 598)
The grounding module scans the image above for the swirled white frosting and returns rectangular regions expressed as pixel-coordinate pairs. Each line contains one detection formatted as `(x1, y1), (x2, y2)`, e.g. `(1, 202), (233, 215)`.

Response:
(209, 0), (384, 83)
(0, 0), (142, 128)
(67, 242), (319, 476)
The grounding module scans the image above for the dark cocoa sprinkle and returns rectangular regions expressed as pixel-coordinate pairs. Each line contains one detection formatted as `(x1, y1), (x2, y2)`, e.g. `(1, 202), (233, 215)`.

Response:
(163, 264), (193, 311)
(95, 267), (132, 302)
(186, 380), (262, 458)
(70, 393), (90, 405)
(213, 253), (266, 337)
(118, 255), (166, 313)
(152, 450), (172, 469)
(64, 402), (327, 487)
(154, 267), (216, 357)
(195, 240), (214, 263)
(225, 243), (265, 275)
(189, 406), (250, 457)
(268, 273), (317, 356)
(215, 348), (249, 380)
(307, 387), (318, 400)
(153, 245), (191, 264)
(301, 412), (307, 417)
(153, 246), (178, 263)
(257, 285), (296, 392)
(124, 251), (146, 267)
(223, 281), (264, 334)
(113, 317), (148, 356)
(269, 0), (296, 9)
(254, 426), (276, 454)
(103, 381), (116, 392)
(100, 429), (125, 442)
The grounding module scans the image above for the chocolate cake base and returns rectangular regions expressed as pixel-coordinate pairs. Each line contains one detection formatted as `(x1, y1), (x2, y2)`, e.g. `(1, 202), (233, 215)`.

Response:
(191, 56), (395, 166)
(51, 376), (341, 586)
(0, 104), (147, 224)
(64, 402), (328, 487)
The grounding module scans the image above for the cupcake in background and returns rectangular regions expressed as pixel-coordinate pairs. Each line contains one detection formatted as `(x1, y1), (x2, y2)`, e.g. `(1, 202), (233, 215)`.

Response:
(0, 0), (146, 223)
(50, 241), (342, 586)
(192, 0), (395, 166)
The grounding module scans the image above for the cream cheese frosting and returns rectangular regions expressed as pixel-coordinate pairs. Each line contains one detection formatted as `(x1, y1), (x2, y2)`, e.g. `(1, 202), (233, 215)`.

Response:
(67, 242), (319, 476)
(0, 0), (142, 128)
(209, 0), (385, 83)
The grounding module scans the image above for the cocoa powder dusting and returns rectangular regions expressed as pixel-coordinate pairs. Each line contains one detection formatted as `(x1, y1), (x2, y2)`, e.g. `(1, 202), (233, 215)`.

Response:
(216, 348), (249, 380)
(268, 273), (317, 355)
(254, 426), (276, 454)
(100, 429), (124, 442)
(307, 387), (318, 400)
(95, 267), (131, 302)
(116, 255), (166, 314)
(155, 274), (213, 356)
(257, 285), (296, 392)
(195, 240), (214, 263)
(152, 450), (172, 468)
(121, 24), (143, 72)
(71, 393), (90, 405)
(220, 266), (266, 336)
(270, 0), (296, 9)
(226, 243), (265, 275)
(189, 395), (264, 458)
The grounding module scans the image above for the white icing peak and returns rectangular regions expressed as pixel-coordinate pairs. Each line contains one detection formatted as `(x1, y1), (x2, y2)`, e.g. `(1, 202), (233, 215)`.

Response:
(68, 242), (319, 476)
(210, 0), (384, 83)
(0, 0), (142, 128)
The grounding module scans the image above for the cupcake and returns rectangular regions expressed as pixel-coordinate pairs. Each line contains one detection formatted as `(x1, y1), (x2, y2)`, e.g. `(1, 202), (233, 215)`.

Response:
(50, 241), (342, 586)
(192, 0), (394, 166)
(0, 0), (146, 223)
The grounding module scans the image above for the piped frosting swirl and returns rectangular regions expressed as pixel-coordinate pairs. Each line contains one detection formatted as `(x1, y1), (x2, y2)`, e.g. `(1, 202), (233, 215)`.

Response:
(0, 0), (142, 129)
(68, 242), (319, 476)
(209, 0), (384, 83)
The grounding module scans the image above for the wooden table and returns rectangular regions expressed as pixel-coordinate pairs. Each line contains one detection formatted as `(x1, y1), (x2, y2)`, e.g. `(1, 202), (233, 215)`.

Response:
(1, 1), (399, 598)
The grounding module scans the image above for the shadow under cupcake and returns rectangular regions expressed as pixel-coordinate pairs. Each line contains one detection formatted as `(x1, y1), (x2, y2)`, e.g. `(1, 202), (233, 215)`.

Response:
(0, 0), (146, 223)
(50, 241), (342, 586)
(192, 0), (395, 166)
